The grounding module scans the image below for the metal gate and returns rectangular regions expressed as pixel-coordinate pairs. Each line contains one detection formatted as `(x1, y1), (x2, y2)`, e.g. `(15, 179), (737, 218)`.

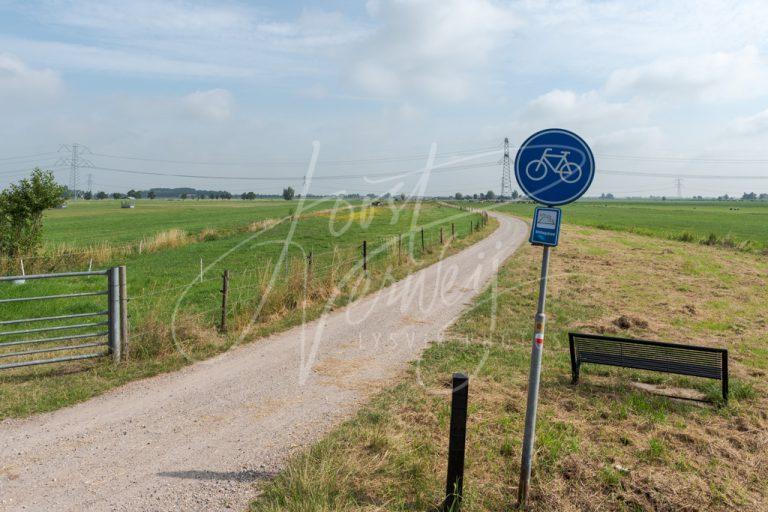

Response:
(0, 267), (126, 370)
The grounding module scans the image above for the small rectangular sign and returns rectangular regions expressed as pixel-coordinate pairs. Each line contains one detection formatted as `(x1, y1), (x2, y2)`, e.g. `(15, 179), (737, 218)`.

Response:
(529, 207), (561, 246)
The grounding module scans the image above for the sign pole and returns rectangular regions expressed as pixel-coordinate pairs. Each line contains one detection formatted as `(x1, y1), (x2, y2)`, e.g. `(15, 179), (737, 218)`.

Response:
(512, 127), (595, 509)
(517, 244), (551, 507)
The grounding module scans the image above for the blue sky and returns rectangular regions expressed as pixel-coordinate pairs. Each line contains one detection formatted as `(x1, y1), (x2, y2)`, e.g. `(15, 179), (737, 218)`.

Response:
(1, 0), (768, 197)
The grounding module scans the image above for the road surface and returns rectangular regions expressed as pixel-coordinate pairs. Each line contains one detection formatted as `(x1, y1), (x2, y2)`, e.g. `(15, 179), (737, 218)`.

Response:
(0, 212), (527, 511)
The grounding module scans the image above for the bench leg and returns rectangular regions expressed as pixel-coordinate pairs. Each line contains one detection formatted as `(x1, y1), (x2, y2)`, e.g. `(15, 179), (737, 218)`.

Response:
(722, 352), (729, 403)
(571, 363), (580, 385)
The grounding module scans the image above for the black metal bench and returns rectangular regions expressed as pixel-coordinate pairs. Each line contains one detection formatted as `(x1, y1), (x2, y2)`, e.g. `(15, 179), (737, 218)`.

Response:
(569, 333), (729, 402)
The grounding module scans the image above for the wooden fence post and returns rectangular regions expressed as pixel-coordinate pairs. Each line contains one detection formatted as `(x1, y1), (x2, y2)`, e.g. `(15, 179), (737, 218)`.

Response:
(451, 223), (455, 238)
(220, 270), (229, 333)
(363, 240), (367, 273)
(421, 228), (425, 252)
(440, 227), (444, 245)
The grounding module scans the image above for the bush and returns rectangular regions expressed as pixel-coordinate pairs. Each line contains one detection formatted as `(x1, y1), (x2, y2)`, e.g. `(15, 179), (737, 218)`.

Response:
(0, 169), (65, 257)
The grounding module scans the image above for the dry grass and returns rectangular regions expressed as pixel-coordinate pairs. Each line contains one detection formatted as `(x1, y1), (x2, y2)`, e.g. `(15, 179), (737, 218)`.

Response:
(251, 223), (768, 512)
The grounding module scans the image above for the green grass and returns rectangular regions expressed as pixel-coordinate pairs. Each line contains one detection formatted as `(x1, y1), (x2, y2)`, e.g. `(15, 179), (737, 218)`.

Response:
(0, 201), (492, 418)
(40, 198), (333, 248)
(250, 221), (768, 512)
(488, 200), (768, 251)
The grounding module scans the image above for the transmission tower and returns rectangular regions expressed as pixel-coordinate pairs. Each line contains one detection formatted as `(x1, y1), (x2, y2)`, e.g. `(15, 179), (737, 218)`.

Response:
(676, 177), (683, 199)
(57, 143), (93, 201)
(500, 137), (513, 199)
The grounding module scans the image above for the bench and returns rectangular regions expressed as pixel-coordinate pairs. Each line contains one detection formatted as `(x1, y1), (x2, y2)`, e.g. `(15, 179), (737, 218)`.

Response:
(569, 333), (729, 402)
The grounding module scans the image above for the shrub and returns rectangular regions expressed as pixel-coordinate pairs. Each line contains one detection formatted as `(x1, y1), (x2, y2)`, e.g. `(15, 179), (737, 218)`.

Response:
(0, 169), (65, 257)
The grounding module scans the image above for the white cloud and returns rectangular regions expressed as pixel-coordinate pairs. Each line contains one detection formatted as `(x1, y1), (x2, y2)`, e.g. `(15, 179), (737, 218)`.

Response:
(733, 108), (768, 134)
(523, 89), (649, 129)
(605, 46), (768, 102)
(351, 0), (518, 101)
(180, 89), (233, 122)
(0, 53), (62, 101)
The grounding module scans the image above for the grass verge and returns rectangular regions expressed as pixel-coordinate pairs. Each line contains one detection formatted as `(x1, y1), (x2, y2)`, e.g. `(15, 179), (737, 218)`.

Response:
(250, 220), (768, 512)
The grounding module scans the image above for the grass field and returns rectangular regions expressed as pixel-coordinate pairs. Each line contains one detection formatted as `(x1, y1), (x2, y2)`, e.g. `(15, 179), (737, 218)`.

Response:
(40, 199), (335, 248)
(250, 222), (768, 511)
(490, 200), (768, 252)
(0, 200), (491, 418)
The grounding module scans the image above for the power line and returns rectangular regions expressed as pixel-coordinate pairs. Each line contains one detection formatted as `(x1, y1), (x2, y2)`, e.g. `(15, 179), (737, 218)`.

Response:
(0, 151), (58, 162)
(87, 161), (499, 181)
(89, 145), (502, 167)
(599, 169), (768, 179)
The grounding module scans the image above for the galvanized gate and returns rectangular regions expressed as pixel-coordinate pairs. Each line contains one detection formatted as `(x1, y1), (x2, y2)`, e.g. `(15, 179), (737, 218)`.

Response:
(0, 267), (126, 370)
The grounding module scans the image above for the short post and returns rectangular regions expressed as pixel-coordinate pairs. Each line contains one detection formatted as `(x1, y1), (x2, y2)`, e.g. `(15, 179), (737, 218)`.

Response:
(440, 227), (444, 245)
(118, 265), (128, 359)
(398, 234), (402, 263)
(220, 270), (229, 333)
(444, 373), (469, 511)
(363, 240), (367, 273)
(451, 223), (455, 238)
(517, 246), (552, 507)
(107, 267), (121, 363)
(421, 228), (425, 252)
(307, 250), (313, 281)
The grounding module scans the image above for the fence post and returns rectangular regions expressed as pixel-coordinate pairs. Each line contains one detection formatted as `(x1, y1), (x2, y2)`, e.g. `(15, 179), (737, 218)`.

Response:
(363, 240), (367, 273)
(444, 373), (469, 511)
(118, 265), (128, 359)
(398, 234), (402, 263)
(220, 270), (229, 333)
(421, 228), (425, 252)
(307, 250), (313, 281)
(451, 223), (455, 238)
(440, 227), (444, 245)
(107, 267), (121, 363)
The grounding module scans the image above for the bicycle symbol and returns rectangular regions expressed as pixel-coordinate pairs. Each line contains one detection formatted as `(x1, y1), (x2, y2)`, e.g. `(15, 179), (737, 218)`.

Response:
(525, 148), (583, 183)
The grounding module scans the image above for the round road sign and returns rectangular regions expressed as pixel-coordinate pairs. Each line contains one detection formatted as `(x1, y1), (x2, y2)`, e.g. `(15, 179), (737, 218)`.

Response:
(514, 128), (595, 206)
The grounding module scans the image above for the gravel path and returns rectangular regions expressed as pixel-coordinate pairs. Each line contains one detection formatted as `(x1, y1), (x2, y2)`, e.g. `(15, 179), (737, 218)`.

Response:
(0, 213), (527, 512)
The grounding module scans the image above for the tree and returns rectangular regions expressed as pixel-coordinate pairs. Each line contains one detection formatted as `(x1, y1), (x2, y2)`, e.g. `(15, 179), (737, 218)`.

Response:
(112, 192), (122, 199)
(486, 190), (496, 200)
(96, 191), (108, 200)
(283, 186), (295, 201)
(180, 193), (188, 200)
(83, 191), (93, 200)
(511, 190), (519, 199)
(742, 192), (757, 200)
(148, 190), (156, 200)
(134, 191), (143, 199)
(455, 192), (463, 200)
(0, 169), (65, 257)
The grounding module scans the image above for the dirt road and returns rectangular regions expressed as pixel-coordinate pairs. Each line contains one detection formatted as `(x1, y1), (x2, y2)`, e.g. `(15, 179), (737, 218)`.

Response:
(0, 212), (527, 511)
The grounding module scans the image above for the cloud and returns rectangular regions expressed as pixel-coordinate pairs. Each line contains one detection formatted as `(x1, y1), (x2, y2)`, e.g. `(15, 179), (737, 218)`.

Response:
(605, 46), (768, 102)
(0, 53), (62, 101)
(351, 0), (518, 101)
(180, 89), (233, 121)
(522, 89), (648, 129)
(733, 108), (768, 135)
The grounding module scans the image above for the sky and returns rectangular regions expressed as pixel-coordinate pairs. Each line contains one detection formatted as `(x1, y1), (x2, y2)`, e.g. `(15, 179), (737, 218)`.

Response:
(1, 0), (768, 197)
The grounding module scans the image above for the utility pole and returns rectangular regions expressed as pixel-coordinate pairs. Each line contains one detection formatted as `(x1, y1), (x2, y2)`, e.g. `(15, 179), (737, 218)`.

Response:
(57, 143), (93, 201)
(500, 137), (513, 199)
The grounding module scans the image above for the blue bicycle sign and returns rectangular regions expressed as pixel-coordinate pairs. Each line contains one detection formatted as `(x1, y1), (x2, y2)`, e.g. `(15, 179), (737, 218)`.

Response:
(514, 128), (595, 206)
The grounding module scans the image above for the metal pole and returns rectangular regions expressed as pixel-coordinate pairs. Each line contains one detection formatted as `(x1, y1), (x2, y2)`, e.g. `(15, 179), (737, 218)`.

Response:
(444, 373), (469, 511)
(220, 270), (229, 333)
(517, 245), (551, 507)
(107, 267), (121, 363)
(118, 265), (128, 359)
